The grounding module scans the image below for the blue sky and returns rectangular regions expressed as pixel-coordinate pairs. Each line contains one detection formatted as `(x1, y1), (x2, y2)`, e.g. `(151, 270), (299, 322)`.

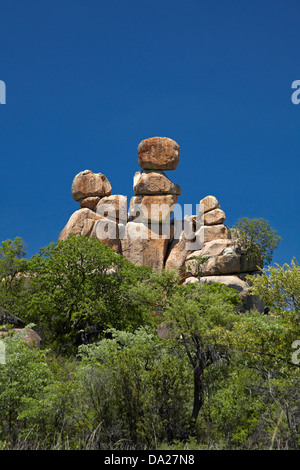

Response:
(0, 0), (299, 266)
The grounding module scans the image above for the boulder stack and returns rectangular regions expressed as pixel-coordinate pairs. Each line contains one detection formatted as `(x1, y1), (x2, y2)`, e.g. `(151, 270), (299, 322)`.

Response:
(71, 170), (112, 210)
(122, 137), (181, 269)
(164, 194), (227, 274)
(59, 169), (125, 253)
(130, 137), (181, 223)
(58, 137), (264, 311)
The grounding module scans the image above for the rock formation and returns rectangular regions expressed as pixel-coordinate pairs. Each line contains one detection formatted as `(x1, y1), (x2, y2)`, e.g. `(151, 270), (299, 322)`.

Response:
(59, 136), (264, 311)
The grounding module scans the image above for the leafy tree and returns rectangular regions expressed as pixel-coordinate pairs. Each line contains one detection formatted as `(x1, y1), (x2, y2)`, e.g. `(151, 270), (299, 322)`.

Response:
(126, 268), (181, 322)
(231, 217), (281, 266)
(76, 327), (192, 448)
(163, 282), (240, 428)
(24, 234), (153, 354)
(202, 365), (266, 449)
(215, 259), (300, 449)
(16, 355), (80, 449)
(72, 272), (249, 444)
(130, 272), (242, 430)
(237, 259), (300, 368)
(0, 237), (28, 315)
(248, 258), (300, 320)
(2, 232), (300, 450)
(0, 326), (53, 446)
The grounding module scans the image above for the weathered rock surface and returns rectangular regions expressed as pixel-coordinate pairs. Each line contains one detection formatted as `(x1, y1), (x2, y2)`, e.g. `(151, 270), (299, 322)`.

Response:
(96, 195), (128, 223)
(185, 252), (262, 277)
(184, 276), (200, 285)
(240, 254), (263, 272)
(90, 218), (123, 253)
(203, 208), (226, 226)
(165, 230), (193, 274)
(78, 196), (101, 211)
(59, 208), (102, 240)
(138, 137), (180, 170)
(199, 274), (248, 292)
(186, 239), (235, 258)
(133, 170), (182, 195)
(121, 222), (170, 269)
(163, 216), (197, 273)
(185, 238), (262, 277)
(129, 194), (178, 224)
(71, 170), (112, 201)
(195, 224), (228, 244)
(184, 274), (248, 292)
(199, 195), (220, 213)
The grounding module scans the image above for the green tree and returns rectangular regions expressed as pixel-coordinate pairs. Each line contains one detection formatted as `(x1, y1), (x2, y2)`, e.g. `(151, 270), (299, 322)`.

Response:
(202, 365), (266, 449)
(231, 217), (281, 266)
(240, 258), (300, 367)
(76, 327), (192, 448)
(0, 326), (53, 446)
(130, 271), (242, 430)
(248, 258), (300, 319)
(24, 234), (153, 354)
(215, 260), (300, 449)
(16, 355), (80, 449)
(0, 237), (28, 315)
(163, 282), (240, 428)
(220, 311), (300, 449)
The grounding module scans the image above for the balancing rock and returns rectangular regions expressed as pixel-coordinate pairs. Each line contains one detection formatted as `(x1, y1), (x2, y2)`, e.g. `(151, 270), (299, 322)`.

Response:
(138, 137), (180, 170)
(71, 170), (112, 201)
(133, 170), (181, 195)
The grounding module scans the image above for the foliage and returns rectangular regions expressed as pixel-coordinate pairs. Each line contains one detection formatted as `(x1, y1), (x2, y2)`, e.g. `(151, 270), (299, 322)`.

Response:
(75, 327), (192, 448)
(0, 235), (299, 450)
(23, 234), (153, 354)
(0, 326), (53, 446)
(0, 237), (28, 315)
(231, 217), (281, 266)
(243, 259), (300, 367)
(248, 258), (300, 318)
(214, 259), (300, 449)
(163, 282), (240, 426)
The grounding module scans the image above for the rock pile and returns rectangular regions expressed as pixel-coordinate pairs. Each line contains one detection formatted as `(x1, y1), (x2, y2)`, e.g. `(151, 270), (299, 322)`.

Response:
(60, 169), (127, 253)
(122, 137), (181, 269)
(71, 169), (112, 210)
(58, 136), (264, 311)
(184, 194), (262, 277)
(181, 195), (263, 310)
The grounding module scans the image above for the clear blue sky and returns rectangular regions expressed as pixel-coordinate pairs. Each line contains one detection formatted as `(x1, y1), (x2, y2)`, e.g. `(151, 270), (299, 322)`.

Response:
(0, 0), (299, 266)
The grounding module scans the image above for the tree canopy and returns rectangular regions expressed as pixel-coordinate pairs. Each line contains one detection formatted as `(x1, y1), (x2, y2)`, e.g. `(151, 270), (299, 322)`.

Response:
(23, 234), (153, 354)
(231, 217), (281, 266)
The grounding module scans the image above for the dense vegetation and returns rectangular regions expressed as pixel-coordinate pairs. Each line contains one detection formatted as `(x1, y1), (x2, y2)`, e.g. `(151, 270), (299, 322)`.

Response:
(0, 224), (299, 450)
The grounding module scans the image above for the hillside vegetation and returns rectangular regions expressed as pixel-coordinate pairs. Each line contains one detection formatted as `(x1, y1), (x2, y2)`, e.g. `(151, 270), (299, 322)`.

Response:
(0, 231), (299, 450)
